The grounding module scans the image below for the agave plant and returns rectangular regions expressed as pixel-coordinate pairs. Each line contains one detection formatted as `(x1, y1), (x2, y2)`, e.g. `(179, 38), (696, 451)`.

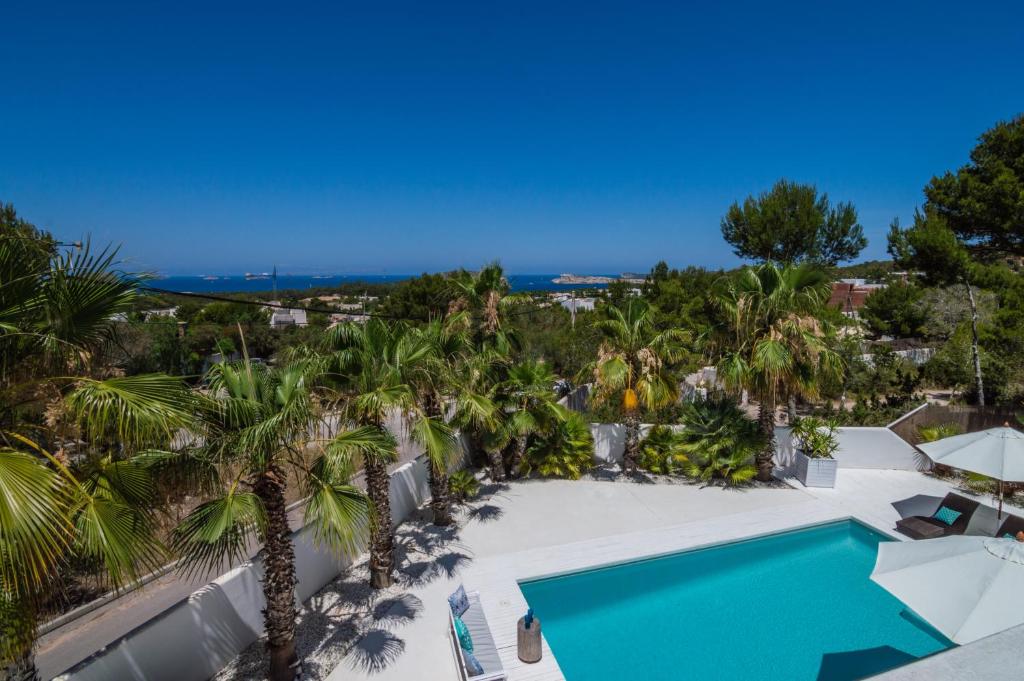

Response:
(520, 413), (594, 480)
(678, 396), (765, 485)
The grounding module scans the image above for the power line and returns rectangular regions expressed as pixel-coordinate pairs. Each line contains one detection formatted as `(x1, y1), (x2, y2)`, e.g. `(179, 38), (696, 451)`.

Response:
(139, 286), (576, 324)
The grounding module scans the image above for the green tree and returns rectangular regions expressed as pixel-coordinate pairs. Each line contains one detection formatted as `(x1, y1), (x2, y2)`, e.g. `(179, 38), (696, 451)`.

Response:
(410, 315), (495, 525)
(710, 263), (843, 481)
(171, 359), (371, 681)
(1, 213), (191, 681)
(376, 272), (456, 322)
(447, 262), (521, 352)
(679, 396), (765, 484)
(721, 179), (866, 265)
(590, 299), (688, 473)
(520, 412), (594, 480)
(859, 280), (929, 338)
(491, 360), (566, 479)
(923, 114), (1024, 258)
(888, 210), (986, 404)
(317, 320), (457, 589)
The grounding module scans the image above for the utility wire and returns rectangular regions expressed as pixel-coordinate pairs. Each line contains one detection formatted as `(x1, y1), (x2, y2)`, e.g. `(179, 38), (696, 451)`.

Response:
(139, 285), (573, 323)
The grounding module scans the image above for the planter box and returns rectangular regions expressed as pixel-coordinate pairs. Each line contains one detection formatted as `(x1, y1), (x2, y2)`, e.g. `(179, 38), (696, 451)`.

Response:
(795, 451), (838, 488)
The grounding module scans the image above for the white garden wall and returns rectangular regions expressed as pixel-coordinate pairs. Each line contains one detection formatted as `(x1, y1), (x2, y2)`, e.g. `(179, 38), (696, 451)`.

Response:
(57, 443), (468, 681)
(590, 423), (686, 464)
(773, 426), (928, 474)
(592, 422), (926, 473)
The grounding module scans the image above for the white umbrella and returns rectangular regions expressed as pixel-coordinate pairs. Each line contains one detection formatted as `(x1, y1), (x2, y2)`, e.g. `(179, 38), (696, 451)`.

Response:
(871, 535), (1024, 644)
(918, 426), (1024, 517)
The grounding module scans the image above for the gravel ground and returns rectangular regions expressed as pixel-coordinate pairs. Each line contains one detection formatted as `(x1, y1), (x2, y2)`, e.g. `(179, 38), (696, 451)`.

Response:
(213, 506), (468, 681)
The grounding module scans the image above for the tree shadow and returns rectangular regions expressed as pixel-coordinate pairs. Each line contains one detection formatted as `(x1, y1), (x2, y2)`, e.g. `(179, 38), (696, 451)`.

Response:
(346, 629), (406, 675)
(466, 503), (504, 523)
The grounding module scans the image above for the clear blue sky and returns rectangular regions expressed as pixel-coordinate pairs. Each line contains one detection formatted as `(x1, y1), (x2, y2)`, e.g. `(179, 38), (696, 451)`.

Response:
(2, 1), (1022, 275)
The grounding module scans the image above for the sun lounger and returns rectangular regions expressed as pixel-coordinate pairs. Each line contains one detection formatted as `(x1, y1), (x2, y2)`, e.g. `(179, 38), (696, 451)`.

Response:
(995, 512), (1024, 538)
(449, 590), (506, 680)
(895, 492), (980, 540)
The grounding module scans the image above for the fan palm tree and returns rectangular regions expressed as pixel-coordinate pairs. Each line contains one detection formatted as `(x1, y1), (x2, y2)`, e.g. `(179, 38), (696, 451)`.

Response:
(1, 218), (191, 681)
(318, 319), (458, 589)
(170, 356), (371, 681)
(590, 299), (688, 473)
(678, 396), (765, 485)
(709, 263), (843, 482)
(409, 316), (495, 525)
(446, 262), (521, 352)
(492, 360), (567, 478)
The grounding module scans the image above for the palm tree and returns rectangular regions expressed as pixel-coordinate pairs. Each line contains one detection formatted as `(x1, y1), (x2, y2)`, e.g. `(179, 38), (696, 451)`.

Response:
(318, 319), (457, 589)
(493, 360), (567, 478)
(1, 220), (191, 681)
(409, 316), (495, 525)
(678, 396), (765, 485)
(710, 263), (843, 482)
(590, 299), (688, 473)
(171, 357), (371, 681)
(447, 262), (521, 352)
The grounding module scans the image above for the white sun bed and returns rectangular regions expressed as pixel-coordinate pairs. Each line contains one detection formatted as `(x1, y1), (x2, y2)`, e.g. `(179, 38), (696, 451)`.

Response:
(448, 590), (506, 680)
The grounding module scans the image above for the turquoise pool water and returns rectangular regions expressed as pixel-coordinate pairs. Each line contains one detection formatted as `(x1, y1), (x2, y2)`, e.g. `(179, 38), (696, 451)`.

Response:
(519, 521), (952, 681)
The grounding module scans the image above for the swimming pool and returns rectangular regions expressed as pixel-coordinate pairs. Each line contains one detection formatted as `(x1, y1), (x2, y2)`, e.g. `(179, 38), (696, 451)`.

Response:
(519, 520), (951, 681)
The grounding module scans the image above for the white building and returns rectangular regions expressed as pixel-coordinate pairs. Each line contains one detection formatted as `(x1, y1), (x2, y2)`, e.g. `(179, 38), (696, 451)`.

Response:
(558, 296), (596, 313)
(268, 301), (308, 328)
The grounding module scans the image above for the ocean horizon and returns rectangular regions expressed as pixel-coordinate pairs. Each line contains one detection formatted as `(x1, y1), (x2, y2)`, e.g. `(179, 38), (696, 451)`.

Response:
(149, 273), (622, 295)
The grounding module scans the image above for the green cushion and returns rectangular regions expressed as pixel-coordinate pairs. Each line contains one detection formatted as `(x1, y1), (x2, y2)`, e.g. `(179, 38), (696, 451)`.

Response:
(933, 505), (962, 526)
(1004, 533), (1017, 539)
(454, 616), (474, 652)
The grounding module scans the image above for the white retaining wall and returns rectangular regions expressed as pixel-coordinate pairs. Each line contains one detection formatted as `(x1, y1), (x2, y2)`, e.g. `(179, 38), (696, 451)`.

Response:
(592, 422), (927, 473)
(57, 445), (465, 681)
(774, 426), (929, 474)
(590, 423), (686, 464)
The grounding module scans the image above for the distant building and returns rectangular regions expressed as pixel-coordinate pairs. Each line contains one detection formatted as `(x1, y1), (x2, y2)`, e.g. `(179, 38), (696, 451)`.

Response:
(143, 307), (178, 320)
(268, 301), (308, 328)
(329, 312), (369, 326)
(557, 296), (596, 313)
(829, 280), (885, 317)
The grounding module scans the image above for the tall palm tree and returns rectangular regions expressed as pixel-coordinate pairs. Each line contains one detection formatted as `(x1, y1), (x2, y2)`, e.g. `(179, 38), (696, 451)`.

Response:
(447, 262), (521, 352)
(493, 360), (567, 478)
(590, 299), (688, 473)
(318, 319), (457, 588)
(1, 219), (191, 681)
(710, 263), (843, 481)
(171, 357), (372, 681)
(408, 316), (496, 525)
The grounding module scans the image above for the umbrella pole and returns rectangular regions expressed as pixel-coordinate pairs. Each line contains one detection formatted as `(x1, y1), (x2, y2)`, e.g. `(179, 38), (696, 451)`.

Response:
(998, 479), (1003, 519)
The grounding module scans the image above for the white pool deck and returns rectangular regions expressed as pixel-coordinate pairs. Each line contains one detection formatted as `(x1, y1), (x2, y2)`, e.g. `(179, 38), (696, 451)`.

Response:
(325, 469), (1007, 681)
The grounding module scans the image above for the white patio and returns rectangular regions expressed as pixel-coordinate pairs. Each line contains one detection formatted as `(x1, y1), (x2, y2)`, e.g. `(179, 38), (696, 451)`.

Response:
(317, 468), (989, 681)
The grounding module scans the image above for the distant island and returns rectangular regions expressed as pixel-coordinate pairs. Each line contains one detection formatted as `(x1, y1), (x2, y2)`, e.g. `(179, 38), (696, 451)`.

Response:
(552, 273), (645, 285)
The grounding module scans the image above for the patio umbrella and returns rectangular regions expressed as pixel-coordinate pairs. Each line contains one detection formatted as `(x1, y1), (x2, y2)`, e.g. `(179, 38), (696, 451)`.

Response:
(918, 426), (1024, 518)
(871, 535), (1024, 645)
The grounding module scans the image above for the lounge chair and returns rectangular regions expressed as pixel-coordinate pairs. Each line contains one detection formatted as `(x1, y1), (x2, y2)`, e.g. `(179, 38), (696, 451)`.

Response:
(895, 492), (981, 540)
(449, 589), (506, 680)
(995, 513), (1024, 538)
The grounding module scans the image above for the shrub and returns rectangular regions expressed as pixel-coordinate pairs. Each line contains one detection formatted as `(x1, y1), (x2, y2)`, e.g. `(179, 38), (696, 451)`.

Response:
(678, 397), (764, 484)
(637, 425), (688, 474)
(449, 470), (480, 503)
(791, 416), (840, 459)
(520, 414), (594, 480)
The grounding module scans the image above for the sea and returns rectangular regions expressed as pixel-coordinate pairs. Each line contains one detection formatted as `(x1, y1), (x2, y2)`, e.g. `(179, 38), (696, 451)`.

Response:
(150, 274), (618, 295)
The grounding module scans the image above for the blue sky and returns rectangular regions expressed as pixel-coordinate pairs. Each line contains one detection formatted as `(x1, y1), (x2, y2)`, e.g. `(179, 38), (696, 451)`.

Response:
(2, 1), (1022, 275)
